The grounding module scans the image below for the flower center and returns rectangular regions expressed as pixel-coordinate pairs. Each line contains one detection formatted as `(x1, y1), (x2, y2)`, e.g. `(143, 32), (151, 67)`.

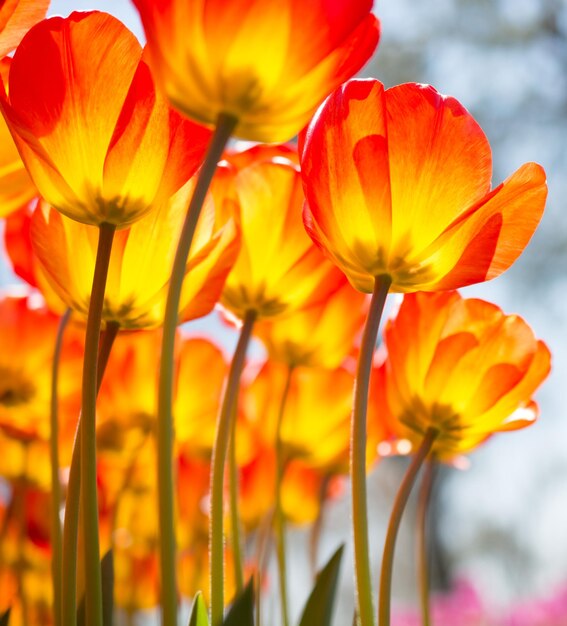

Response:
(0, 367), (36, 407)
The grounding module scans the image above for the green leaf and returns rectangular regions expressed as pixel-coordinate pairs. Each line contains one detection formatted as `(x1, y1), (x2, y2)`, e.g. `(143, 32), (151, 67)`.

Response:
(189, 592), (210, 626)
(77, 550), (114, 626)
(222, 579), (254, 626)
(0, 608), (10, 626)
(298, 544), (345, 626)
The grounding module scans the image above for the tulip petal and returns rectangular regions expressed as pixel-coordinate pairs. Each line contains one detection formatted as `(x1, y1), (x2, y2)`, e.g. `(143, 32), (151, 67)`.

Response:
(414, 162), (547, 290)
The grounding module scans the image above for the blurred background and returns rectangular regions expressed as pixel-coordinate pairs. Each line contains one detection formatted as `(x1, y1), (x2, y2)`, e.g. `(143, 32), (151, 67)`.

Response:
(3, 0), (566, 623)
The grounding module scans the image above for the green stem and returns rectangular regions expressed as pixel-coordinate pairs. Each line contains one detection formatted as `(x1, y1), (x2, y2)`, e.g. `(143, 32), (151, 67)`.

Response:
(15, 480), (29, 626)
(309, 474), (330, 580)
(229, 406), (244, 594)
(210, 309), (256, 625)
(254, 511), (273, 626)
(50, 307), (72, 626)
(275, 366), (294, 626)
(81, 223), (116, 626)
(417, 459), (436, 626)
(352, 275), (391, 626)
(378, 428), (438, 626)
(157, 113), (237, 626)
(61, 315), (119, 625)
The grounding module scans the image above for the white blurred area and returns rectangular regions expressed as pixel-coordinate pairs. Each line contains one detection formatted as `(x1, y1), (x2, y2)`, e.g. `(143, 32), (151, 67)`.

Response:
(0, 0), (564, 623)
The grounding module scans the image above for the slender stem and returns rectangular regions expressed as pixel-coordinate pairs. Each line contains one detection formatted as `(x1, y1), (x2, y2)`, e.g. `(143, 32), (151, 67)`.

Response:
(50, 307), (72, 626)
(417, 459), (436, 626)
(96, 322), (121, 391)
(81, 223), (116, 626)
(157, 113), (237, 626)
(229, 406), (244, 594)
(378, 428), (438, 626)
(254, 511), (273, 626)
(309, 474), (330, 580)
(210, 309), (256, 625)
(15, 480), (29, 626)
(351, 275), (391, 626)
(61, 289), (119, 626)
(274, 366), (294, 626)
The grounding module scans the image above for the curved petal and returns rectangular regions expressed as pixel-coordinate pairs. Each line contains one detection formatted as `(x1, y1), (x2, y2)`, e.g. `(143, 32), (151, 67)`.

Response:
(133, 0), (379, 141)
(419, 162), (547, 290)
(302, 79), (392, 291)
(385, 83), (492, 257)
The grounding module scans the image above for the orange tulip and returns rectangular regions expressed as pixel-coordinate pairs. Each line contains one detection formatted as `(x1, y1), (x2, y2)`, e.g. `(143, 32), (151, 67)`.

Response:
(243, 361), (353, 472)
(174, 337), (228, 457)
(0, 11), (211, 228)
(302, 79), (547, 293)
(0, 293), (82, 485)
(0, 58), (36, 218)
(255, 275), (368, 368)
(30, 170), (239, 329)
(96, 331), (162, 462)
(4, 203), (38, 289)
(132, 0), (379, 142)
(0, 487), (54, 625)
(97, 436), (237, 611)
(238, 439), (325, 529)
(217, 146), (343, 321)
(376, 291), (551, 460)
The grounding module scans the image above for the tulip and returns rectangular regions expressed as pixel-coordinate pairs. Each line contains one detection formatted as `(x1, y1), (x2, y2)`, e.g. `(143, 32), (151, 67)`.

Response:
(132, 0), (380, 142)
(0, 11), (211, 228)
(300, 78), (548, 626)
(375, 291), (550, 626)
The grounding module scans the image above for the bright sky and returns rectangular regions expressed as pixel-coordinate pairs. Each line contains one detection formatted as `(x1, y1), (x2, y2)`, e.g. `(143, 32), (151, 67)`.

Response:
(47, 0), (144, 40)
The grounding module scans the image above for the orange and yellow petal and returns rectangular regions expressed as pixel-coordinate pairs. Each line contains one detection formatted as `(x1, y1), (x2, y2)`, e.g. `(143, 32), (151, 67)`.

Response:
(30, 170), (238, 329)
(243, 361), (352, 472)
(255, 275), (368, 368)
(133, 0), (379, 141)
(218, 150), (341, 320)
(381, 291), (551, 459)
(301, 79), (547, 293)
(174, 337), (227, 456)
(1, 11), (210, 227)
(0, 0), (50, 58)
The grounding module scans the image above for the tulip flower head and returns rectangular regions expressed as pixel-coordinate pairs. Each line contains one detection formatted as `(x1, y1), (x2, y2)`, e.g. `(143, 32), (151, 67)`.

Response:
(243, 361), (353, 472)
(0, 11), (211, 227)
(30, 170), (239, 329)
(301, 79), (547, 293)
(218, 146), (343, 321)
(0, 293), (82, 485)
(378, 291), (551, 460)
(132, 0), (380, 142)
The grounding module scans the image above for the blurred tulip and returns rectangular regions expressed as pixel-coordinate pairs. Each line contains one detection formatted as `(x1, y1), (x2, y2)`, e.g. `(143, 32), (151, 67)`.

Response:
(378, 291), (551, 460)
(0, 488), (55, 626)
(243, 361), (353, 472)
(0, 293), (82, 485)
(0, 11), (211, 227)
(302, 79), (547, 293)
(132, 0), (380, 142)
(174, 337), (228, 457)
(238, 439), (325, 530)
(255, 276), (368, 369)
(4, 203), (38, 288)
